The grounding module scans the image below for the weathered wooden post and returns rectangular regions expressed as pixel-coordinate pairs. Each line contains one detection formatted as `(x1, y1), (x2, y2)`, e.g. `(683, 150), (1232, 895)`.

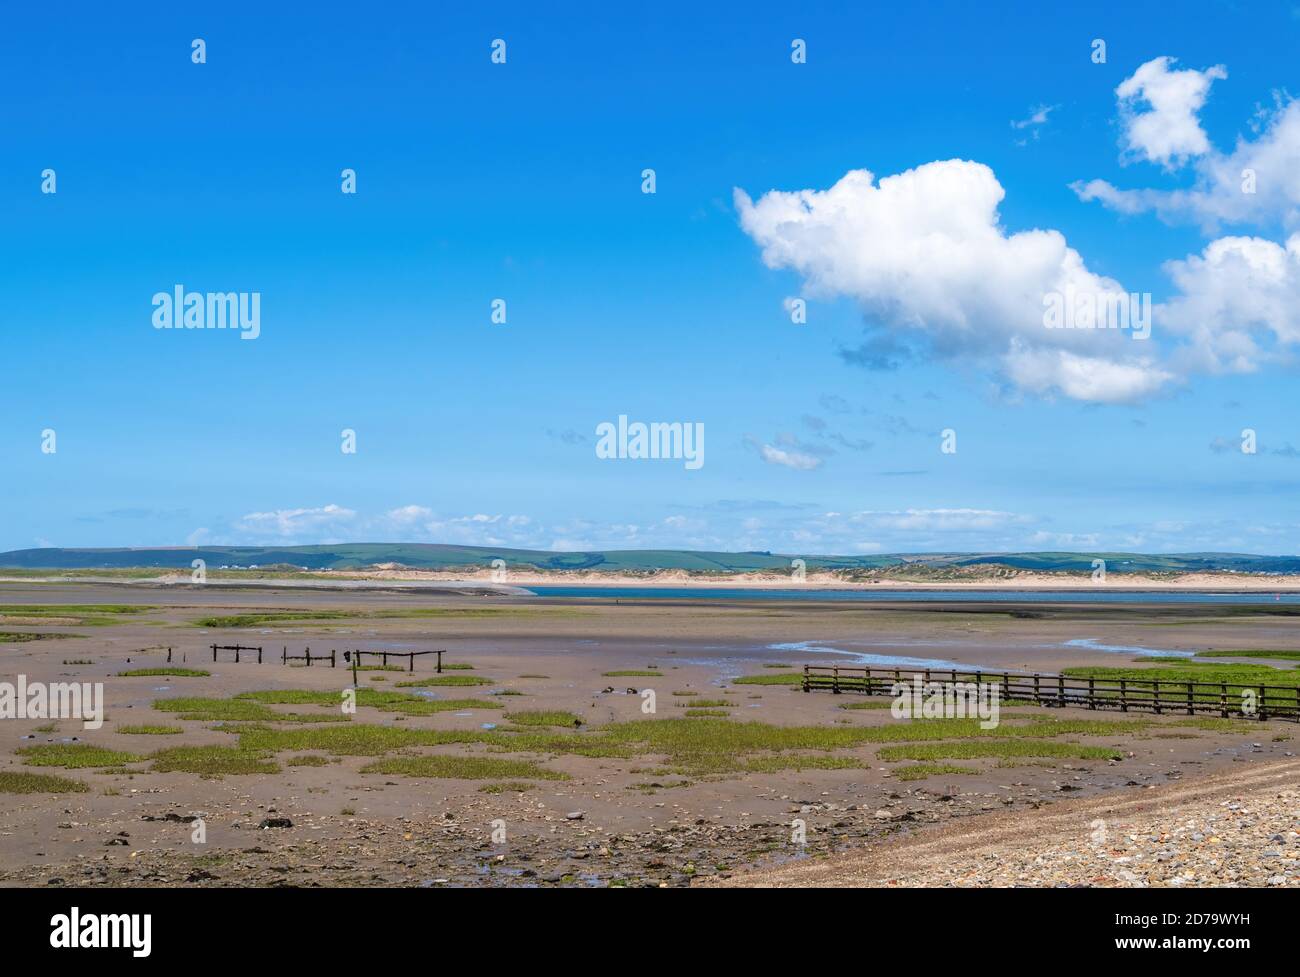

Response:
(436, 650), (444, 674)
(1088, 676), (1095, 709)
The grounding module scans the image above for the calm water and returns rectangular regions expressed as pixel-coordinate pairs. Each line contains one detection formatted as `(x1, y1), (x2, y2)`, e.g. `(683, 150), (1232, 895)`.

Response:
(523, 586), (1300, 604)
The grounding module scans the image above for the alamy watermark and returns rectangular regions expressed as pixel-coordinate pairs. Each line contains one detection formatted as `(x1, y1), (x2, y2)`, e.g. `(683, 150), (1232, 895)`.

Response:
(595, 415), (704, 470)
(1, 675), (104, 729)
(1042, 289), (1150, 339)
(152, 285), (260, 340)
(890, 675), (1000, 729)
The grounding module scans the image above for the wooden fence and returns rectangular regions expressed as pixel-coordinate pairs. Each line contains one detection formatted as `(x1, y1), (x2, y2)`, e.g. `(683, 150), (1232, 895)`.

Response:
(204, 643), (448, 673)
(211, 643), (262, 664)
(345, 649), (447, 673)
(281, 646), (335, 668)
(801, 664), (1300, 722)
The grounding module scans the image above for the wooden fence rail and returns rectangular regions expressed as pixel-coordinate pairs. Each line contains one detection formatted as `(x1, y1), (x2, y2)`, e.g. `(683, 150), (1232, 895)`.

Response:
(206, 643), (447, 673)
(211, 643), (262, 664)
(344, 649), (447, 673)
(801, 664), (1300, 722)
(281, 646), (335, 668)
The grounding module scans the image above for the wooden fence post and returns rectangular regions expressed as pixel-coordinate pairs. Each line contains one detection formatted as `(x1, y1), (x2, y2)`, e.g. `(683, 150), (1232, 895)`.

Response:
(1153, 679), (1161, 715)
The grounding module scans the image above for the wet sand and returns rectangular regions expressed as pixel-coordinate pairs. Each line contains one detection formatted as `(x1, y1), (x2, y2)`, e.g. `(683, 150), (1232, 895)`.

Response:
(1, 582), (1296, 887)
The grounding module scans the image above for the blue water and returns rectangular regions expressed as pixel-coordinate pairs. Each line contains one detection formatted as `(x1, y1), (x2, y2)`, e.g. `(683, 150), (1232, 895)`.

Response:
(768, 640), (995, 671)
(1064, 638), (1195, 659)
(523, 586), (1300, 604)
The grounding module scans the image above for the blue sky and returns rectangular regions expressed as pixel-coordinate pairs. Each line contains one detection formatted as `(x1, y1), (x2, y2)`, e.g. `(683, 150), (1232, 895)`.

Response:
(4, 1), (1300, 556)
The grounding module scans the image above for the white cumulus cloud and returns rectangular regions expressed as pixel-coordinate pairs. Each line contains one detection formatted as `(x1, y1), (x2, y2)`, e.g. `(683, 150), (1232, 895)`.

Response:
(1075, 60), (1300, 231)
(735, 160), (1170, 403)
(1115, 56), (1227, 168)
(1161, 233), (1300, 373)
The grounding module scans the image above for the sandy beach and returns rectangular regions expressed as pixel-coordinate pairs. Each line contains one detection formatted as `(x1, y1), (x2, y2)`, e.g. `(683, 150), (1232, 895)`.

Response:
(1, 580), (1297, 887)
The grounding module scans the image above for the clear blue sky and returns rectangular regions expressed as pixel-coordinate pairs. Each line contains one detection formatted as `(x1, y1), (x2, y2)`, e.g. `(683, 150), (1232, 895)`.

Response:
(4, 1), (1300, 555)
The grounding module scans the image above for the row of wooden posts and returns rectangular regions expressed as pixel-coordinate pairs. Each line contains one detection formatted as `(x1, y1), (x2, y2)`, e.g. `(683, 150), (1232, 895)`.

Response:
(802, 664), (1300, 721)
(205, 643), (447, 672)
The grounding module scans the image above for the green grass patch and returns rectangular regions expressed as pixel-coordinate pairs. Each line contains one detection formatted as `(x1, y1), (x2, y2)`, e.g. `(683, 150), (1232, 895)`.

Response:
(0, 632), (79, 642)
(0, 604), (153, 628)
(192, 607), (526, 629)
(504, 710), (584, 727)
(674, 699), (731, 708)
(230, 723), (491, 756)
(732, 673), (802, 686)
(838, 700), (894, 710)
(153, 696), (349, 723)
(601, 670), (662, 677)
(683, 709), (731, 717)
(117, 725), (183, 735)
(235, 688), (501, 717)
(0, 771), (89, 793)
(213, 713), (1143, 777)
(394, 675), (493, 688)
(742, 754), (865, 773)
(286, 754), (332, 767)
(18, 744), (144, 768)
(1195, 649), (1300, 660)
(879, 740), (1123, 762)
(150, 746), (278, 775)
(360, 755), (568, 780)
(118, 668), (210, 678)
(1064, 662), (1300, 687)
(894, 763), (978, 781)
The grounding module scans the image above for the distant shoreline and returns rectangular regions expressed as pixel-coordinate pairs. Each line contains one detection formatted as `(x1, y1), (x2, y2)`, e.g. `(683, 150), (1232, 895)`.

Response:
(5, 568), (1300, 594)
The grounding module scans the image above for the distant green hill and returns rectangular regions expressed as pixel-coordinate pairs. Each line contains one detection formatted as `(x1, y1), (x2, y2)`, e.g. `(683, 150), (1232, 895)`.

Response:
(1, 545), (1298, 575)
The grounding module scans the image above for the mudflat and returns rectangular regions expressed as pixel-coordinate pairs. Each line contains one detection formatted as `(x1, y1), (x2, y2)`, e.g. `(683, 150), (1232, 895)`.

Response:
(1, 582), (1296, 887)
